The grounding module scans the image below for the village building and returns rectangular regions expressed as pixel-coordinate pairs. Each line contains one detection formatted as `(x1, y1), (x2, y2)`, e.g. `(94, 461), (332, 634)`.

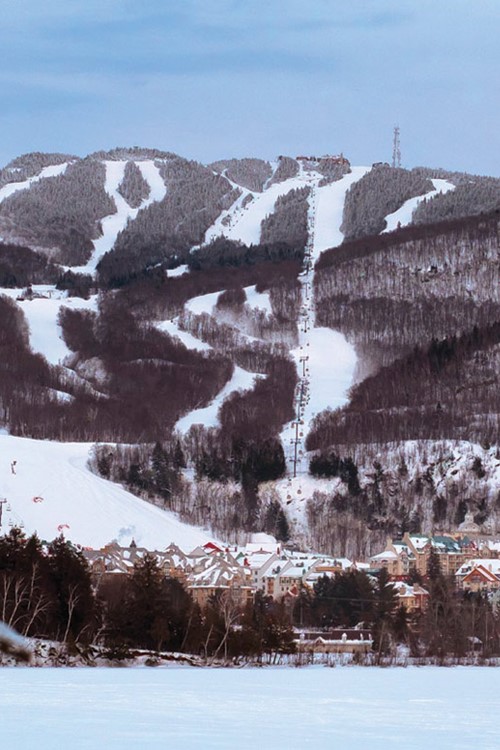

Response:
(390, 581), (429, 613)
(295, 628), (373, 655)
(455, 559), (500, 592)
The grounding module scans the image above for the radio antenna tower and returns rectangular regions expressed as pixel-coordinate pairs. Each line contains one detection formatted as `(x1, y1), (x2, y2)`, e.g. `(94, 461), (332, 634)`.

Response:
(392, 125), (401, 168)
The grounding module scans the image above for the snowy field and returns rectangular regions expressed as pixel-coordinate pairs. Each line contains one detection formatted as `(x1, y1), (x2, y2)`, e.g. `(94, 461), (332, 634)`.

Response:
(0, 433), (214, 550)
(1, 666), (499, 750)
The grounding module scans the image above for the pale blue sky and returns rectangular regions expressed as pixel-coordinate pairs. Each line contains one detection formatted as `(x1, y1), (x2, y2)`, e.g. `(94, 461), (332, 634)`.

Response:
(1, 0), (499, 174)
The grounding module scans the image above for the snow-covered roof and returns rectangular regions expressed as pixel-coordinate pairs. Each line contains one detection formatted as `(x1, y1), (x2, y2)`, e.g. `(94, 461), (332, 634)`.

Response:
(456, 559), (500, 577)
(370, 550), (398, 561)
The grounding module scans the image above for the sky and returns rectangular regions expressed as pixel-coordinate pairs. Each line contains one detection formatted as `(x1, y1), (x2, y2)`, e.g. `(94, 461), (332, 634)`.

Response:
(1, 0), (499, 175)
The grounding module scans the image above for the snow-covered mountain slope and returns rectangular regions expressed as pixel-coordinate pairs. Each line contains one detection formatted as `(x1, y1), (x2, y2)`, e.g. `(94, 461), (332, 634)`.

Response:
(0, 434), (214, 550)
(0, 162), (70, 205)
(203, 163), (371, 254)
(382, 178), (455, 233)
(175, 366), (262, 432)
(278, 169), (369, 475)
(73, 160), (167, 274)
(0, 285), (98, 366)
(312, 166), (371, 257)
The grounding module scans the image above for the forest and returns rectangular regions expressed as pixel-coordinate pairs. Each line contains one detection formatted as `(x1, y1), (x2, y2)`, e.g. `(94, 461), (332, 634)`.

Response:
(2, 527), (498, 664)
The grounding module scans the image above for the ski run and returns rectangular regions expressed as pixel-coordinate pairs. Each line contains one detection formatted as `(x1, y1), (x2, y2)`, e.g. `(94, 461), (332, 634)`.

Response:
(0, 161), (468, 549)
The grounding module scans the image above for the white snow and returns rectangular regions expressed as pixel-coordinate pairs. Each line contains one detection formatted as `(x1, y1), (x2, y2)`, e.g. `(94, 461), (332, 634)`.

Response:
(312, 166), (371, 257)
(167, 264), (189, 277)
(204, 169), (318, 247)
(0, 286), (98, 366)
(289, 327), (356, 427)
(0, 433), (214, 550)
(0, 667), (499, 750)
(278, 168), (369, 473)
(243, 285), (272, 315)
(184, 290), (221, 316)
(0, 162), (70, 204)
(382, 178), (456, 233)
(175, 366), (262, 432)
(73, 160), (167, 274)
(156, 318), (212, 352)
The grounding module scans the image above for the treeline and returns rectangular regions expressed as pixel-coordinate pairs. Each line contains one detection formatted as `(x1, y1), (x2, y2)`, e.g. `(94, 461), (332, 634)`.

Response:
(413, 175), (500, 225)
(0, 151), (76, 188)
(52, 295), (233, 441)
(340, 165), (433, 240)
(2, 288), (232, 442)
(295, 562), (500, 660)
(0, 528), (98, 644)
(0, 242), (61, 286)
(268, 156), (299, 185)
(315, 210), (500, 373)
(210, 157), (273, 192)
(97, 156), (238, 287)
(317, 209), (500, 272)
(0, 295), (61, 429)
(117, 161), (150, 207)
(187, 237), (305, 273)
(260, 187), (309, 249)
(307, 323), (500, 448)
(91, 434), (289, 537)
(0, 158), (115, 265)
(89, 146), (176, 161)
(109, 257), (302, 322)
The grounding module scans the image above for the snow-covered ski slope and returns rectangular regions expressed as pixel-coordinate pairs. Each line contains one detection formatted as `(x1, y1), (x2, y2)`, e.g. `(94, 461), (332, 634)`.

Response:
(0, 162), (70, 205)
(278, 170), (367, 476)
(172, 284), (275, 432)
(0, 434), (214, 550)
(73, 160), (167, 274)
(203, 164), (371, 251)
(0, 286), (98, 366)
(175, 366), (261, 432)
(382, 178), (455, 232)
(312, 166), (371, 257)
(177, 167), (371, 440)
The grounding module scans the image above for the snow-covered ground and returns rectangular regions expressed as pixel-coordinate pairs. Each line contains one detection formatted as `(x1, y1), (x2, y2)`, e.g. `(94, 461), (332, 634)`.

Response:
(73, 160), (167, 274)
(1, 667), (498, 750)
(312, 166), (371, 257)
(184, 290), (221, 316)
(382, 178), (455, 232)
(243, 285), (272, 315)
(278, 169), (369, 476)
(175, 366), (262, 432)
(155, 318), (212, 352)
(0, 162), (70, 204)
(203, 164), (372, 255)
(0, 434), (214, 550)
(0, 286), (98, 366)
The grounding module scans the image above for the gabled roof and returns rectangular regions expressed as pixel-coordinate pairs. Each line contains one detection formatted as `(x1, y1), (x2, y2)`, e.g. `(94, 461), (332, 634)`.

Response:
(456, 559), (500, 578)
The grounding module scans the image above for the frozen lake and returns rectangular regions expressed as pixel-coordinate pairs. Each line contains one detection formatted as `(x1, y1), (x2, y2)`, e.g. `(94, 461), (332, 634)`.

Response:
(0, 666), (499, 749)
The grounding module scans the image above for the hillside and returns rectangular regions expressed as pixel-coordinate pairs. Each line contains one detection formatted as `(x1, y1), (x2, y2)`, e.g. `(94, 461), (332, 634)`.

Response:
(0, 146), (498, 556)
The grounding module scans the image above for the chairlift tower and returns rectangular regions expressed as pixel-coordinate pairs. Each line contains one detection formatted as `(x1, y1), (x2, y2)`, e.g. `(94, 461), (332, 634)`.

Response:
(0, 498), (7, 528)
(392, 125), (401, 168)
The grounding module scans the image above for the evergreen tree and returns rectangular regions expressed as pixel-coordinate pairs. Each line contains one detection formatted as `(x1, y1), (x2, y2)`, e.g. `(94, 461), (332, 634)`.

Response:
(46, 535), (98, 643)
(112, 553), (192, 652)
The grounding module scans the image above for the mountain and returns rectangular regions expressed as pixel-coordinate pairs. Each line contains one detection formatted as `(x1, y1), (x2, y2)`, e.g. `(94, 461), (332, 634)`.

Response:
(0, 147), (498, 556)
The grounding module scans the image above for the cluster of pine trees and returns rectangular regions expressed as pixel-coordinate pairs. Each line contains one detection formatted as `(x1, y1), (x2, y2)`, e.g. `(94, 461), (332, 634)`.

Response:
(0, 158), (115, 265)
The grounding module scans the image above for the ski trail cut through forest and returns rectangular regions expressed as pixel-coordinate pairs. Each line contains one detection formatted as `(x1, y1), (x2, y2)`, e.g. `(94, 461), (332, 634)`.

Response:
(280, 167), (370, 482)
(382, 178), (456, 232)
(0, 162), (70, 205)
(74, 160), (167, 274)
